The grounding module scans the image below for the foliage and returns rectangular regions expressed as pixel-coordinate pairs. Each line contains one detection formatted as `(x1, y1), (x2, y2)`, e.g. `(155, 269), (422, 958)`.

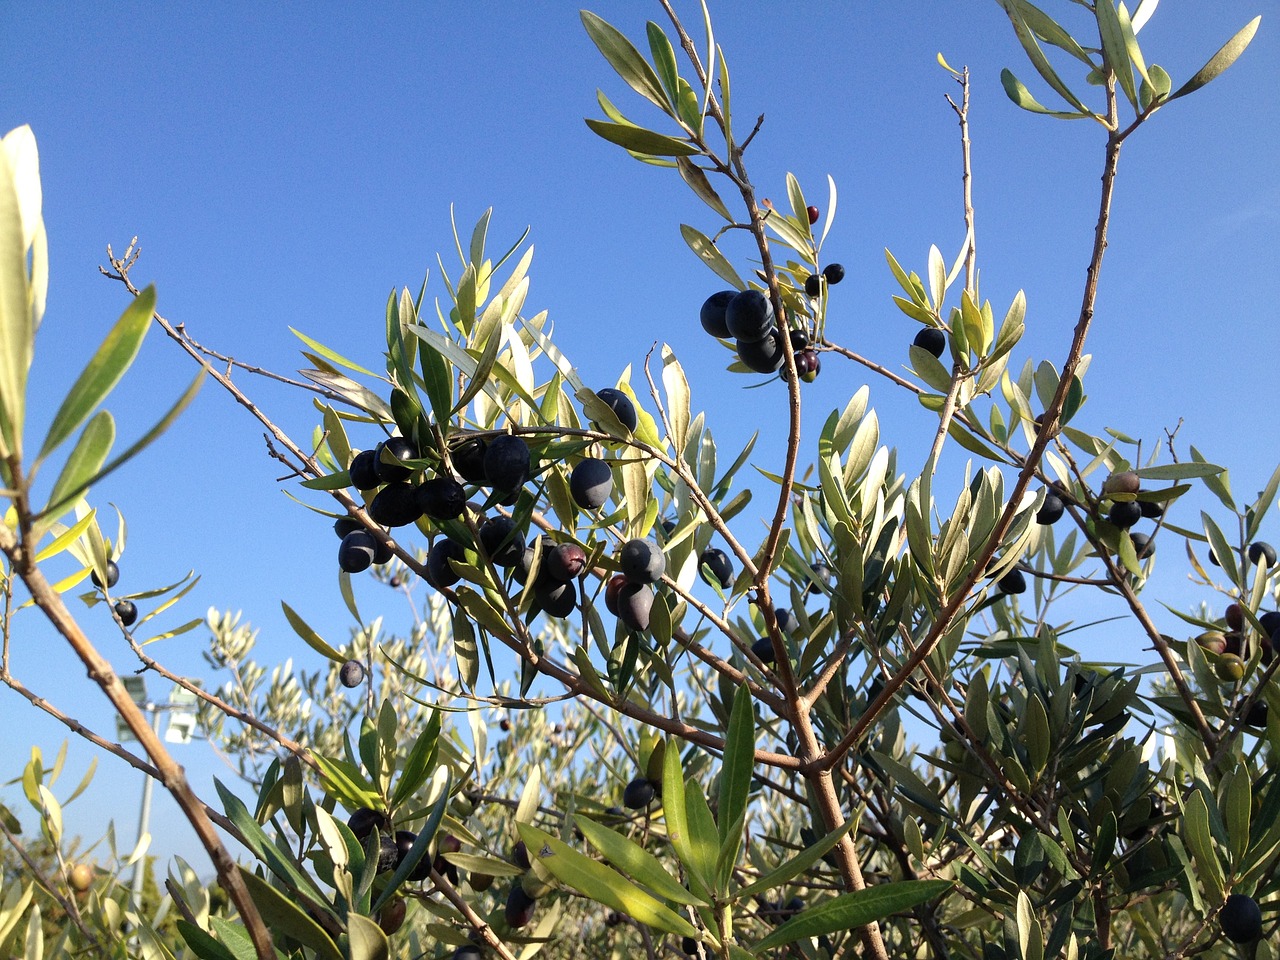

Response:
(0, 3), (1274, 960)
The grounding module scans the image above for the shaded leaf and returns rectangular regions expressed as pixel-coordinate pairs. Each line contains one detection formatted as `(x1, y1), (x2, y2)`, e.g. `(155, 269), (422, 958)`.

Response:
(1168, 17), (1261, 101)
(176, 920), (237, 960)
(647, 21), (679, 106)
(755, 881), (951, 952)
(585, 119), (698, 157)
(676, 158), (733, 221)
(1182, 789), (1225, 901)
(716, 683), (754, 876)
(737, 814), (859, 897)
(346, 914), (390, 960)
(517, 822), (698, 937)
(238, 867), (341, 960)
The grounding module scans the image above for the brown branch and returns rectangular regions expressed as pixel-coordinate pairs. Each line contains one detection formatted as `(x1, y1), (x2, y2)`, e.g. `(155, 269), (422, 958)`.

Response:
(430, 867), (518, 960)
(0, 668), (247, 842)
(0, 525), (275, 960)
(121, 621), (322, 772)
(656, 7), (884, 955)
(819, 76), (1127, 777)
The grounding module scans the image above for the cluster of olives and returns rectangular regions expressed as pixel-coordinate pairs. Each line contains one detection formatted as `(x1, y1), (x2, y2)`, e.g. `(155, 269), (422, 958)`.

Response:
(504, 839), (553, 929)
(347, 807), (435, 880)
(803, 262), (845, 297)
(1033, 470), (1163, 556)
(330, 387), (679, 637)
(337, 433), (534, 575)
(698, 290), (822, 381)
(1000, 470), (1163, 596)
(1195, 603), (1279, 686)
(1097, 471), (1162, 557)
(603, 538), (667, 631)
(92, 559), (140, 627)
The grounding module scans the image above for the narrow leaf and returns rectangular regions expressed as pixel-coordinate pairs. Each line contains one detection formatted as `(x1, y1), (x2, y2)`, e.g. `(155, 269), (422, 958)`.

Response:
(237, 868), (341, 960)
(38, 286), (154, 461)
(585, 119), (698, 157)
(577, 816), (705, 906)
(281, 601), (344, 662)
(41, 411), (113, 520)
(1168, 17), (1261, 102)
(754, 881), (951, 952)
(680, 224), (745, 289)
(517, 822), (698, 937)
(289, 327), (375, 376)
(737, 814), (859, 896)
(717, 684), (755, 859)
(675, 158), (733, 221)
(581, 11), (671, 111)
(999, 2), (1092, 113)
(1096, 0), (1138, 109)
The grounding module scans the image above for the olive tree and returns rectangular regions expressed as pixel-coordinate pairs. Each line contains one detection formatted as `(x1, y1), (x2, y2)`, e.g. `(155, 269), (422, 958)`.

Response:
(0, 3), (1274, 959)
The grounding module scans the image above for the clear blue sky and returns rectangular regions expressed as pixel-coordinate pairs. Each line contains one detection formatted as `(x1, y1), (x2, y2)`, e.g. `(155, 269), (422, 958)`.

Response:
(2, 2), (1276, 871)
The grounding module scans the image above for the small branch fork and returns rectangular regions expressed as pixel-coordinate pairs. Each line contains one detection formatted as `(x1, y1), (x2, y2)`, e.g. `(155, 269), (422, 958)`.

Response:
(80, 18), (1198, 960)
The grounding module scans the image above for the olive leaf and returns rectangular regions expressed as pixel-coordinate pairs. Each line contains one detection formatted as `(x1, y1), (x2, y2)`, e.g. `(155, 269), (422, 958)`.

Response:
(1168, 16), (1260, 102)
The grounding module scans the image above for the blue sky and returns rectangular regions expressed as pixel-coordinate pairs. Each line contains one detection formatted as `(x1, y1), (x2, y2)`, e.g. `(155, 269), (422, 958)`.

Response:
(2, 2), (1277, 871)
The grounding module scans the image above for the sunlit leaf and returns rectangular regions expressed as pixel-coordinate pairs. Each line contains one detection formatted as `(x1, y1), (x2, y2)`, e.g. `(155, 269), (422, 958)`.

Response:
(581, 11), (671, 112)
(1096, 0), (1138, 109)
(679, 224), (746, 291)
(38, 287), (153, 461)
(577, 816), (704, 906)
(290, 327), (375, 376)
(281, 601), (344, 662)
(0, 137), (35, 456)
(997, 0), (1093, 115)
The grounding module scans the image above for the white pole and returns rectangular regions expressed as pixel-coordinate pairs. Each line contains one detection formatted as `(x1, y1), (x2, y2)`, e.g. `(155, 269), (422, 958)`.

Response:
(129, 704), (162, 913)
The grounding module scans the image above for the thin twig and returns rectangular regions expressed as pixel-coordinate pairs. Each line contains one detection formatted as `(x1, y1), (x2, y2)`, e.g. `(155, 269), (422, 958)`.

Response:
(819, 76), (1129, 777)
